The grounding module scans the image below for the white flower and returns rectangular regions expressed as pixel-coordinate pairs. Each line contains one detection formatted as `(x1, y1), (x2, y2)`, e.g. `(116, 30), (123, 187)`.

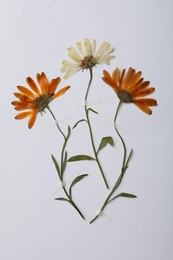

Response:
(60, 39), (115, 79)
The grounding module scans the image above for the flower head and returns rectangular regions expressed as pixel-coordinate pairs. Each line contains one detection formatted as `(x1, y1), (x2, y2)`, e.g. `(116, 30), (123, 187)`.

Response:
(60, 39), (115, 79)
(102, 67), (158, 114)
(12, 72), (70, 128)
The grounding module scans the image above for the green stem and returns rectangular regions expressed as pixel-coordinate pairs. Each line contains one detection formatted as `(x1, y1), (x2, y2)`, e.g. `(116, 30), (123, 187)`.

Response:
(90, 101), (131, 224)
(47, 106), (66, 140)
(85, 68), (109, 189)
(47, 106), (85, 219)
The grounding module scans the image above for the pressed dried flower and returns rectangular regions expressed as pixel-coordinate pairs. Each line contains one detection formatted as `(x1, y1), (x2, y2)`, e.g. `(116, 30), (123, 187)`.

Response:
(102, 67), (158, 114)
(61, 39), (115, 79)
(12, 72), (70, 128)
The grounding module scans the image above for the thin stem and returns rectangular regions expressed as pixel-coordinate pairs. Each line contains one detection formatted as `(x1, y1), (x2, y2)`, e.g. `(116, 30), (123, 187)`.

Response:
(47, 106), (66, 140)
(84, 68), (109, 189)
(47, 106), (85, 219)
(90, 101), (131, 224)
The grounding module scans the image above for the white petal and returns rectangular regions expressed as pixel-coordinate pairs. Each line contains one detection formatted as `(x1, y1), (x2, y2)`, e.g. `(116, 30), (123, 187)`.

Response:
(96, 55), (115, 64)
(60, 60), (80, 72)
(76, 42), (85, 58)
(83, 39), (92, 56)
(63, 68), (81, 79)
(67, 47), (82, 62)
(95, 41), (114, 57)
(91, 39), (96, 55)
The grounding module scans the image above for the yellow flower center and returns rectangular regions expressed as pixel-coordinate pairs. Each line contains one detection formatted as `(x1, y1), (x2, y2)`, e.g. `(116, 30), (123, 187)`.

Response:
(34, 94), (53, 112)
(81, 55), (97, 69)
(117, 90), (132, 103)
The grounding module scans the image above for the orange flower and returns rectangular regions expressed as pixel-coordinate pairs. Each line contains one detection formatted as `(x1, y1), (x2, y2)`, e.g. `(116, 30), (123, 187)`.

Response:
(12, 72), (70, 128)
(102, 67), (158, 114)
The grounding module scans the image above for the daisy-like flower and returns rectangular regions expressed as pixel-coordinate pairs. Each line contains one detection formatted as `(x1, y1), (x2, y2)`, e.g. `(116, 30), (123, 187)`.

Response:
(12, 72), (70, 128)
(102, 67), (158, 114)
(60, 38), (115, 79)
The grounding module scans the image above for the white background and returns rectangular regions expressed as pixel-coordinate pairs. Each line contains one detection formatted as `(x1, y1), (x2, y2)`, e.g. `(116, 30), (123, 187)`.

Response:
(0, 0), (172, 259)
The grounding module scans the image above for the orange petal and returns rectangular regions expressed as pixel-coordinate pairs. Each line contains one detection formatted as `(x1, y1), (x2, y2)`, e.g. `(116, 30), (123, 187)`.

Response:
(103, 70), (112, 79)
(52, 86), (70, 99)
(15, 106), (33, 111)
(102, 76), (117, 91)
(17, 86), (35, 99)
(121, 68), (135, 90)
(12, 101), (22, 106)
(37, 72), (49, 94)
(13, 92), (33, 102)
(49, 77), (61, 94)
(15, 111), (33, 119)
(26, 77), (41, 96)
(13, 92), (24, 99)
(112, 68), (121, 90)
(133, 98), (158, 106)
(133, 103), (152, 115)
(130, 71), (142, 88)
(132, 80), (150, 92)
(132, 87), (155, 98)
(28, 110), (37, 129)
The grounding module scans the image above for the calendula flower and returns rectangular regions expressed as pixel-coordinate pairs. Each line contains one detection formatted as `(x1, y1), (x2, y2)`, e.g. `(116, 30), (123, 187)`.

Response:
(12, 72), (70, 128)
(102, 67), (158, 114)
(60, 39), (115, 79)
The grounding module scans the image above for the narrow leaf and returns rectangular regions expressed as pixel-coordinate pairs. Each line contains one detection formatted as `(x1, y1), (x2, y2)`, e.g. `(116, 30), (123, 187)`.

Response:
(62, 151), (67, 174)
(55, 197), (70, 202)
(73, 119), (87, 129)
(68, 155), (95, 162)
(69, 174), (88, 198)
(108, 192), (137, 204)
(87, 108), (99, 114)
(51, 154), (61, 178)
(66, 125), (71, 139)
(97, 136), (114, 153)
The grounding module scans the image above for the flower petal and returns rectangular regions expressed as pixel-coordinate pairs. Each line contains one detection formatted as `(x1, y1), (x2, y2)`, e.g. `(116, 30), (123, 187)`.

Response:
(13, 92), (33, 102)
(132, 81), (150, 93)
(26, 77), (41, 96)
(52, 86), (70, 99)
(63, 68), (81, 79)
(17, 86), (35, 99)
(67, 47), (82, 62)
(83, 39), (92, 56)
(15, 111), (33, 119)
(133, 103), (152, 114)
(96, 55), (115, 64)
(91, 39), (96, 55)
(133, 98), (158, 106)
(60, 60), (80, 72)
(102, 71), (117, 91)
(76, 42), (85, 58)
(28, 110), (37, 129)
(95, 41), (114, 57)
(49, 77), (61, 94)
(121, 68), (136, 91)
(37, 72), (49, 94)
(132, 87), (155, 98)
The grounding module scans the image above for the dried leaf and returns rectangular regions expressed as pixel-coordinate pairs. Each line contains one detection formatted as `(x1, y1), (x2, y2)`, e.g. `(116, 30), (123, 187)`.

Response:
(69, 174), (88, 197)
(68, 155), (95, 162)
(97, 136), (114, 153)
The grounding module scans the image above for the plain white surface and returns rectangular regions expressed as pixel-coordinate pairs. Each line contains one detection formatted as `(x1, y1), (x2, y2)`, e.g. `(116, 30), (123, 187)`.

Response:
(0, 0), (172, 259)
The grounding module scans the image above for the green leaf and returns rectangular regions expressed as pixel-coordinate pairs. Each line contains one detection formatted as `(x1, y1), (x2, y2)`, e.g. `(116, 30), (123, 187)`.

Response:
(69, 174), (88, 198)
(55, 197), (70, 203)
(68, 155), (95, 162)
(51, 154), (61, 178)
(66, 125), (71, 139)
(62, 151), (67, 174)
(87, 108), (99, 114)
(97, 136), (114, 153)
(108, 192), (137, 204)
(73, 119), (87, 129)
